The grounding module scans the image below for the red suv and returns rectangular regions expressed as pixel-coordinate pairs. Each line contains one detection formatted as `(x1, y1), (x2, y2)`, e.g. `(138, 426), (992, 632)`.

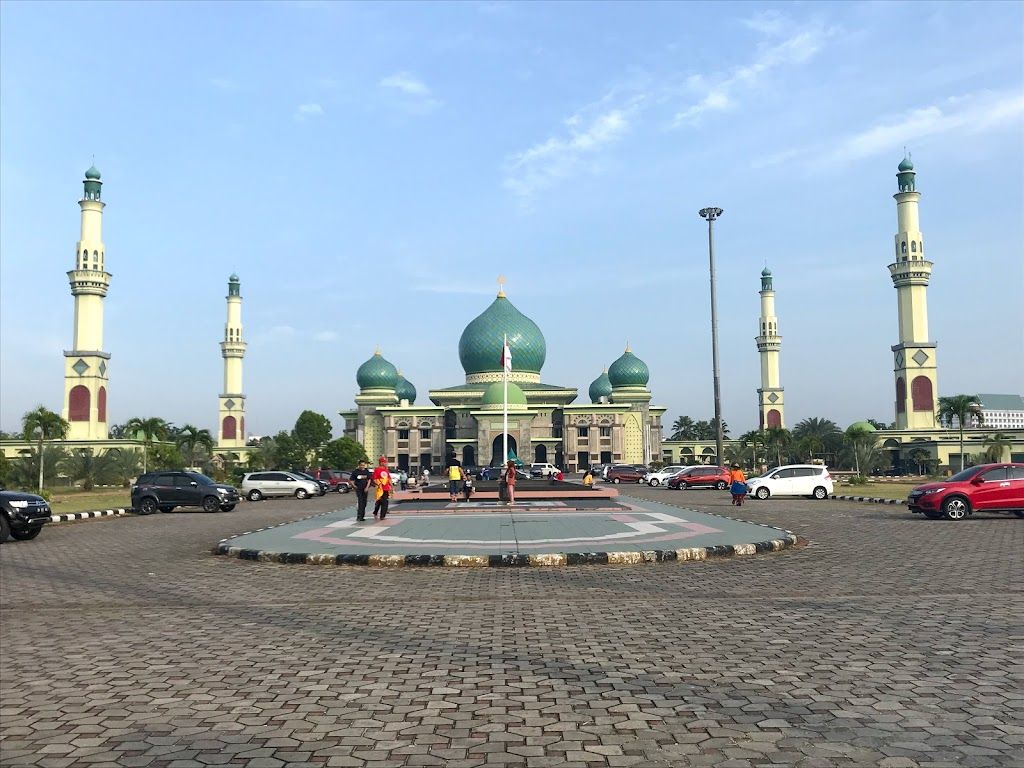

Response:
(606, 465), (648, 484)
(669, 465), (730, 490)
(305, 468), (351, 493)
(908, 463), (1024, 520)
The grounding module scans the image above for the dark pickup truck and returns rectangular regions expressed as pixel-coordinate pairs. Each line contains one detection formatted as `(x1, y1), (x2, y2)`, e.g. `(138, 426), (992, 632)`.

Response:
(0, 488), (51, 542)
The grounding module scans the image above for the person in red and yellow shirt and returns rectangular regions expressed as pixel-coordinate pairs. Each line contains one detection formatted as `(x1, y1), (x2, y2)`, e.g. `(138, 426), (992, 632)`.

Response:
(372, 456), (393, 519)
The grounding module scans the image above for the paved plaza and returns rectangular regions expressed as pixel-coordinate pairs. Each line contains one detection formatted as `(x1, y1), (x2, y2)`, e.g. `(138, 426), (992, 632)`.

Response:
(1, 486), (1021, 767)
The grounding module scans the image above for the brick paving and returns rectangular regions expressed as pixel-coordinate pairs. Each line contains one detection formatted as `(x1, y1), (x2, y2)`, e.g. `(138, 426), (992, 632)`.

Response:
(1, 488), (1021, 767)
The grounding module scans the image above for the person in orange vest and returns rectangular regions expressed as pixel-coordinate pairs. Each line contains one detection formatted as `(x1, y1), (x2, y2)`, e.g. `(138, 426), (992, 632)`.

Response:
(729, 463), (748, 506)
(372, 456), (393, 519)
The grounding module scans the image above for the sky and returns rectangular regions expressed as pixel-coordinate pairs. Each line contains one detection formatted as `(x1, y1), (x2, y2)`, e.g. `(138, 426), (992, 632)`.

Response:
(1, 1), (1022, 439)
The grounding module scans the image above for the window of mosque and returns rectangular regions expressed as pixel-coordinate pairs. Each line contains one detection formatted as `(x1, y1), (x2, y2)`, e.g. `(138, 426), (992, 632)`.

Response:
(577, 426), (589, 438)
(420, 428), (430, 440)
(398, 429), (410, 440)
(901, 241), (907, 253)
(599, 427), (611, 438)
(911, 241), (917, 252)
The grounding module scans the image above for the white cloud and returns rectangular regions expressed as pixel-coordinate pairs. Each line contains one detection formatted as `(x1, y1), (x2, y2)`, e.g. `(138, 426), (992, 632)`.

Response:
(379, 72), (442, 113)
(503, 107), (633, 200)
(314, 330), (338, 342)
(295, 103), (325, 120)
(380, 72), (431, 96)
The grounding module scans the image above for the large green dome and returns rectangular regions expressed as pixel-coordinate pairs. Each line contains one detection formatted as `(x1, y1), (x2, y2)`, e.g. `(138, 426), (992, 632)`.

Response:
(847, 420), (877, 434)
(608, 347), (649, 388)
(356, 350), (399, 390)
(480, 381), (528, 409)
(589, 369), (612, 403)
(459, 293), (546, 377)
(395, 373), (417, 403)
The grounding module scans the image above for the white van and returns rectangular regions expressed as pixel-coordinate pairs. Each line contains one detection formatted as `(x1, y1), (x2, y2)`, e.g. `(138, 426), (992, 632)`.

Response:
(746, 465), (834, 500)
(241, 471), (320, 501)
(529, 463), (558, 478)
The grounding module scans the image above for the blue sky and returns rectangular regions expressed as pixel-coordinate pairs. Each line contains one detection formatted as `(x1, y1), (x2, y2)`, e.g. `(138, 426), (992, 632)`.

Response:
(2, 1), (1022, 438)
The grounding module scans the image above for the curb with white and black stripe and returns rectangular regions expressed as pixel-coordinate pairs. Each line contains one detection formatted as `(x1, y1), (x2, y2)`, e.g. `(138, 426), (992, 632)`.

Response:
(213, 507), (802, 567)
(830, 495), (903, 505)
(48, 508), (134, 524)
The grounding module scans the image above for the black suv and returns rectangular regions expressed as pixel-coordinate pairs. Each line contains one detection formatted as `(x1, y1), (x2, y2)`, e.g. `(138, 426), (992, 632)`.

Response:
(0, 487), (51, 542)
(131, 471), (240, 515)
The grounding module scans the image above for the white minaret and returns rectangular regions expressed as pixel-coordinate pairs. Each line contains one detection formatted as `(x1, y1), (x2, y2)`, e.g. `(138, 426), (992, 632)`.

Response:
(755, 267), (785, 429)
(217, 274), (247, 448)
(888, 154), (938, 430)
(63, 165), (111, 440)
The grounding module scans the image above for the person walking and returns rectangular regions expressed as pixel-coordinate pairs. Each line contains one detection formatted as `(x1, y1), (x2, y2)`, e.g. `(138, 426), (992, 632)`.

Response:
(420, 468), (429, 489)
(350, 459), (372, 521)
(729, 463), (748, 506)
(372, 456), (393, 519)
(448, 462), (463, 503)
(503, 460), (517, 506)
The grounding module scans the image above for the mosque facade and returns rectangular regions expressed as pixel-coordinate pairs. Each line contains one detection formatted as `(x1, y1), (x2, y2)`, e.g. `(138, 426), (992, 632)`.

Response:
(340, 287), (665, 473)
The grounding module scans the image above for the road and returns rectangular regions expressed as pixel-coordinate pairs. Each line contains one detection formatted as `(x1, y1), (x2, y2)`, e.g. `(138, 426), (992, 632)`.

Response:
(1, 487), (1021, 767)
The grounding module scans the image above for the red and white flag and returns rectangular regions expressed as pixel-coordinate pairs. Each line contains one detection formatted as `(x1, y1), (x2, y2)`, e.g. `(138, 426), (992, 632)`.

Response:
(500, 339), (512, 372)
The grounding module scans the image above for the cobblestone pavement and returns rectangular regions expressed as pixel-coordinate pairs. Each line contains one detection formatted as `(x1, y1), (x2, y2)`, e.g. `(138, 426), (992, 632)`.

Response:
(1, 489), (1021, 768)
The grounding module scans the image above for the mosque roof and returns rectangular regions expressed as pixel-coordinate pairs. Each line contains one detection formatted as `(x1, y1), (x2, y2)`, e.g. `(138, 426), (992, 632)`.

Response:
(395, 372), (417, 403)
(847, 420), (877, 433)
(589, 369), (612, 402)
(356, 350), (399, 390)
(898, 155), (914, 172)
(761, 267), (772, 277)
(608, 347), (650, 388)
(458, 291), (546, 376)
(480, 381), (528, 408)
(85, 165), (101, 180)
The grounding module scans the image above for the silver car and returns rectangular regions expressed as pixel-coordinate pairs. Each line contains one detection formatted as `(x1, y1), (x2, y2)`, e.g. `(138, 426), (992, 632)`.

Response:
(241, 471), (320, 501)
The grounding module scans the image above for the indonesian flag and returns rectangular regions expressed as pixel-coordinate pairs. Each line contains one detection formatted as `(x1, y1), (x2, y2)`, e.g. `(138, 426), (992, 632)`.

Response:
(500, 338), (512, 372)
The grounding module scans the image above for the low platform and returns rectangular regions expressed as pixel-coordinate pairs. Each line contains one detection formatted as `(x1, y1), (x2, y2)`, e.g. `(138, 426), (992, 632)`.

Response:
(215, 494), (798, 567)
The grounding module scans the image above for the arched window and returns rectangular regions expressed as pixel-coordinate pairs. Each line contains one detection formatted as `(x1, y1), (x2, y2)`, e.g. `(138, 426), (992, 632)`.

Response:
(69, 385), (90, 421)
(911, 376), (934, 412)
(766, 409), (782, 428)
(222, 415), (237, 440)
(97, 386), (107, 422)
(911, 241), (917, 253)
(901, 241), (907, 254)
(895, 377), (906, 413)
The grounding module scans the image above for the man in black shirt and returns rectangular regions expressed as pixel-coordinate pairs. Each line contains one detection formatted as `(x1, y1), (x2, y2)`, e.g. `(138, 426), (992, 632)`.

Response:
(350, 459), (372, 521)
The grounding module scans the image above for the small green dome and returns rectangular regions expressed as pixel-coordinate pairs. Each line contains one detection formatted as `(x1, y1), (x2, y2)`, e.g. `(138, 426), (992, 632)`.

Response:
(480, 381), (528, 408)
(458, 293), (546, 376)
(588, 369), (612, 403)
(85, 165), (101, 180)
(761, 267), (772, 277)
(847, 420), (877, 434)
(395, 373), (417, 403)
(898, 155), (914, 172)
(229, 273), (239, 282)
(356, 350), (399, 390)
(608, 347), (650, 388)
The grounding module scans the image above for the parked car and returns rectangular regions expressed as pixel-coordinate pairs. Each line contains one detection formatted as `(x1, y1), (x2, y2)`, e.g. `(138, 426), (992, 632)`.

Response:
(530, 463), (558, 478)
(747, 464), (834, 500)
(305, 468), (350, 493)
(132, 471), (240, 514)
(646, 465), (691, 486)
(0, 487), (51, 542)
(291, 470), (328, 496)
(242, 471), (320, 502)
(589, 464), (611, 480)
(907, 462), (1024, 520)
(670, 465), (731, 490)
(606, 465), (648, 484)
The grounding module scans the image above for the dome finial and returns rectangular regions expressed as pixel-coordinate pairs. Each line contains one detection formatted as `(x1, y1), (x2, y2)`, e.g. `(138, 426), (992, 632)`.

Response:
(496, 274), (506, 298)
(624, 341), (631, 353)
(374, 345), (381, 356)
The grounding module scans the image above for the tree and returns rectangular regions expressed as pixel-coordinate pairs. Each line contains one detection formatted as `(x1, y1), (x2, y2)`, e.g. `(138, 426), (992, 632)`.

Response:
(0, 452), (11, 487)
(106, 448), (143, 487)
(908, 448), (931, 475)
(765, 427), (792, 468)
(258, 431), (307, 470)
(670, 416), (696, 440)
(175, 424), (215, 469)
(792, 417), (843, 464)
(981, 433), (1012, 464)
(10, 446), (66, 492)
(845, 425), (881, 476)
(867, 419), (888, 430)
(293, 411), (333, 457)
(737, 430), (768, 469)
(149, 442), (185, 470)
(937, 395), (983, 472)
(320, 437), (368, 470)
(22, 406), (70, 494)
(124, 417), (171, 473)
(60, 449), (116, 491)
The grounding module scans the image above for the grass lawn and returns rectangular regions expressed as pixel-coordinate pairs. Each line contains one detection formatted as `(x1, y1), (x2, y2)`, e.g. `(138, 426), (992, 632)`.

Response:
(834, 481), (920, 500)
(47, 488), (132, 513)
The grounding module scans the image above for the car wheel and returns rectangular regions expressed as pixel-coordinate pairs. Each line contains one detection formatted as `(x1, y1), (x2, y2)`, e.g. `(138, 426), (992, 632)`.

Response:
(295, 488), (309, 499)
(341, 486), (351, 493)
(220, 504), (236, 512)
(247, 489), (263, 502)
(0, 515), (10, 543)
(755, 487), (770, 500)
(812, 486), (828, 500)
(715, 481), (728, 490)
(202, 496), (220, 513)
(942, 496), (970, 521)
(922, 510), (943, 519)
(1014, 511), (1024, 518)
(10, 526), (42, 541)
(648, 478), (660, 486)
(612, 478), (620, 484)
(138, 497), (158, 516)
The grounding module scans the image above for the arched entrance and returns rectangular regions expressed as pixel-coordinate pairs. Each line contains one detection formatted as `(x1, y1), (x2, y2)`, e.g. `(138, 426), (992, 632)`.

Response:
(534, 444), (547, 462)
(490, 434), (517, 466)
(462, 445), (476, 467)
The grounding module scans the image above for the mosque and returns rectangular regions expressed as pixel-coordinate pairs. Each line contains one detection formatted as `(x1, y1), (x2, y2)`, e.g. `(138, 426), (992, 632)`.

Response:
(339, 284), (665, 473)
(1, 158), (1022, 473)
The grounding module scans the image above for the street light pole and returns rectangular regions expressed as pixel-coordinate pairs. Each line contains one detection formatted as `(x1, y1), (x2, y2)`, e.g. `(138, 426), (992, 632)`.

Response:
(699, 207), (724, 466)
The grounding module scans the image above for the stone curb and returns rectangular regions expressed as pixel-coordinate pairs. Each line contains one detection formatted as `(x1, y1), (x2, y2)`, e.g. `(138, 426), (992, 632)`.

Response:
(830, 494), (903, 505)
(48, 508), (134, 524)
(213, 507), (801, 567)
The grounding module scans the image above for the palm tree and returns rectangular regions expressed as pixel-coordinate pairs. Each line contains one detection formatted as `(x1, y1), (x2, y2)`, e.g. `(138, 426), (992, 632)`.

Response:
(105, 448), (143, 487)
(981, 433), (1012, 464)
(845, 425), (881, 476)
(765, 427), (791, 468)
(21, 406), (70, 494)
(738, 430), (768, 469)
(670, 416), (695, 441)
(937, 395), (983, 472)
(792, 418), (842, 464)
(124, 417), (171, 473)
(60, 449), (116, 491)
(175, 424), (215, 469)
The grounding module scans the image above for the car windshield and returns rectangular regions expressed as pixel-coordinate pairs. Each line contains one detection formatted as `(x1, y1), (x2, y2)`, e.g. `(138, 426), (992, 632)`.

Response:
(947, 466), (982, 482)
(188, 473), (216, 485)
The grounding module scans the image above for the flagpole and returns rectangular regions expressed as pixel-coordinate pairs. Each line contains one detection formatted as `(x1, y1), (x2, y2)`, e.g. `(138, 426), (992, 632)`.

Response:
(502, 333), (508, 468)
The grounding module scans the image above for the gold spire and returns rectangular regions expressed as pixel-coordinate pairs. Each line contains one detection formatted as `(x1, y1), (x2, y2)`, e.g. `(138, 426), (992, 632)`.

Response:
(374, 346), (381, 356)
(497, 274), (506, 298)
(624, 342), (631, 353)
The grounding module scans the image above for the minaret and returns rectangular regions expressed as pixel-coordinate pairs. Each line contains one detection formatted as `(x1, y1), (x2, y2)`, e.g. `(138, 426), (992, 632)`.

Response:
(888, 154), (938, 430)
(63, 165), (111, 440)
(217, 274), (247, 448)
(755, 268), (784, 429)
